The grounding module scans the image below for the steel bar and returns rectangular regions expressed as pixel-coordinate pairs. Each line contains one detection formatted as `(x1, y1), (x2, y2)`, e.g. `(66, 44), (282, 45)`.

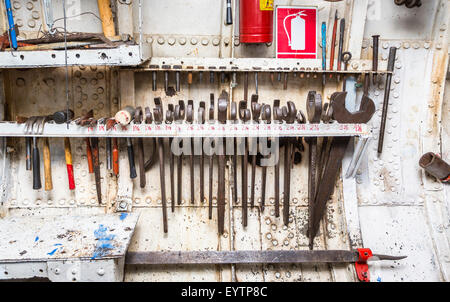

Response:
(125, 250), (405, 265)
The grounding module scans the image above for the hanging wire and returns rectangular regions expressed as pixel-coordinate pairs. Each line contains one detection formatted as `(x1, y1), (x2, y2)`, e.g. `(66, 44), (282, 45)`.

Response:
(62, 0), (70, 129)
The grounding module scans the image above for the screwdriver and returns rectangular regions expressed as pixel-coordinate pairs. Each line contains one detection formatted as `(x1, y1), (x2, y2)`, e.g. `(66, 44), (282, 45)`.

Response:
(321, 22), (327, 86)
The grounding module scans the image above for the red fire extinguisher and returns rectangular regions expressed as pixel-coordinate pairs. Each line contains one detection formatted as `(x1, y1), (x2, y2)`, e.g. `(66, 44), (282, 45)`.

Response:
(240, 0), (274, 43)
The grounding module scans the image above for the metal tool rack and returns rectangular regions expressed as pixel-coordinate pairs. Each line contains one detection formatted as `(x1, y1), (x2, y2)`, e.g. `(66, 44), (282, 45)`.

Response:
(0, 0), (448, 282)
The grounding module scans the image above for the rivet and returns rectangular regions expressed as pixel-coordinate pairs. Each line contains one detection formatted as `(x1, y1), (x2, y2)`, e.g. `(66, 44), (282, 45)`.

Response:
(71, 269), (77, 275)
(16, 78), (25, 87)
(436, 43), (442, 50)
(190, 38), (198, 45)
(382, 42), (389, 49)
(223, 37), (230, 45)
(146, 198), (151, 204)
(54, 268), (60, 275)
(157, 37), (165, 45)
(28, 20), (36, 28)
(168, 37), (175, 45)
(32, 11), (40, 19)
(266, 233), (272, 239)
(26, 2), (33, 10)
(212, 38), (220, 46)
(13, 1), (21, 9)
(424, 42), (431, 49)
(234, 38), (240, 46)
(146, 37), (153, 43)
(178, 37), (186, 45)
(97, 268), (105, 276)
(201, 38), (209, 46)
(403, 42), (410, 49)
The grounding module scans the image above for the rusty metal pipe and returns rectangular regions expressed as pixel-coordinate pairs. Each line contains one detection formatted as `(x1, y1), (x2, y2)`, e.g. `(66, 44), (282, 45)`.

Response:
(419, 153), (450, 183)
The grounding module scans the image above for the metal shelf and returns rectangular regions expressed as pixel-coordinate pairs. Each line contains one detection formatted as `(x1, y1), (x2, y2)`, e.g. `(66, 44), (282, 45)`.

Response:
(133, 57), (390, 74)
(0, 121), (370, 138)
(0, 44), (151, 68)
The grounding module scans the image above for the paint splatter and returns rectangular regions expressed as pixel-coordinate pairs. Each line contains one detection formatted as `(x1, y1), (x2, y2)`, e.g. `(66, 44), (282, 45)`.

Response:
(91, 224), (116, 260)
(34, 236), (39, 242)
(377, 277), (382, 282)
(119, 213), (128, 221)
(47, 248), (58, 256)
(47, 244), (63, 256)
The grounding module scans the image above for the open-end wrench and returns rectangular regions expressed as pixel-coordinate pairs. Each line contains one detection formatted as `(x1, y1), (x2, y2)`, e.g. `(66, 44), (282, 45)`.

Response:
(250, 95), (262, 208)
(134, 107), (146, 188)
(187, 100), (195, 204)
(198, 102), (206, 204)
(217, 92), (228, 234)
(282, 102), (297, 226)
(166, 104), (175, 212)
(230, 101), (238, 206)
(260, 104), (271, 213)
(174, 100), (186, 206)
(154, 100), (168, 233)
(273, 100), (282, 217)
(309, 92), (375, 249)
(208, 94), (215, 219)
(239, 100), (251, 227)
(306, 91), (323, 243)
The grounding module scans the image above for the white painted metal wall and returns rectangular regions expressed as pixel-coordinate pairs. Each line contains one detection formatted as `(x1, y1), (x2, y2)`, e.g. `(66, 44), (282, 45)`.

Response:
(0, 0), (448, 282)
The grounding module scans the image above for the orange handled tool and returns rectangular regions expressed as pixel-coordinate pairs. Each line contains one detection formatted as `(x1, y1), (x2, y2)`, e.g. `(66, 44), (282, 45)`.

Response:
(64, 137), (75, 190)
(112, 137), (119, 176)
(97, 0), (116, 37)
(43, 137), (53, 191)
(329, 11), (338, 76)
(85, 137), (94, 173)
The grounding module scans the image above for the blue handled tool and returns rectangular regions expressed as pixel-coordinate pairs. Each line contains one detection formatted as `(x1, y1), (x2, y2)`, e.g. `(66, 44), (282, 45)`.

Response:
(4, 0), (18, 50)
(321, 22), (327, 86)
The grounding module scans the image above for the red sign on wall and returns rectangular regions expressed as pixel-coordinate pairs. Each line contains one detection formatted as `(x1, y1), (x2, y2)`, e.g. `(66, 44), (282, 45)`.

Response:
(276, 6), (318, 59)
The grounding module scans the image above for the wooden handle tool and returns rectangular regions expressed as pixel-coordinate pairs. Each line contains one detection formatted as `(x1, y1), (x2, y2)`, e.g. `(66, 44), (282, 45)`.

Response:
(43, 137), (53, 191)
(64, 137), (75, 190)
